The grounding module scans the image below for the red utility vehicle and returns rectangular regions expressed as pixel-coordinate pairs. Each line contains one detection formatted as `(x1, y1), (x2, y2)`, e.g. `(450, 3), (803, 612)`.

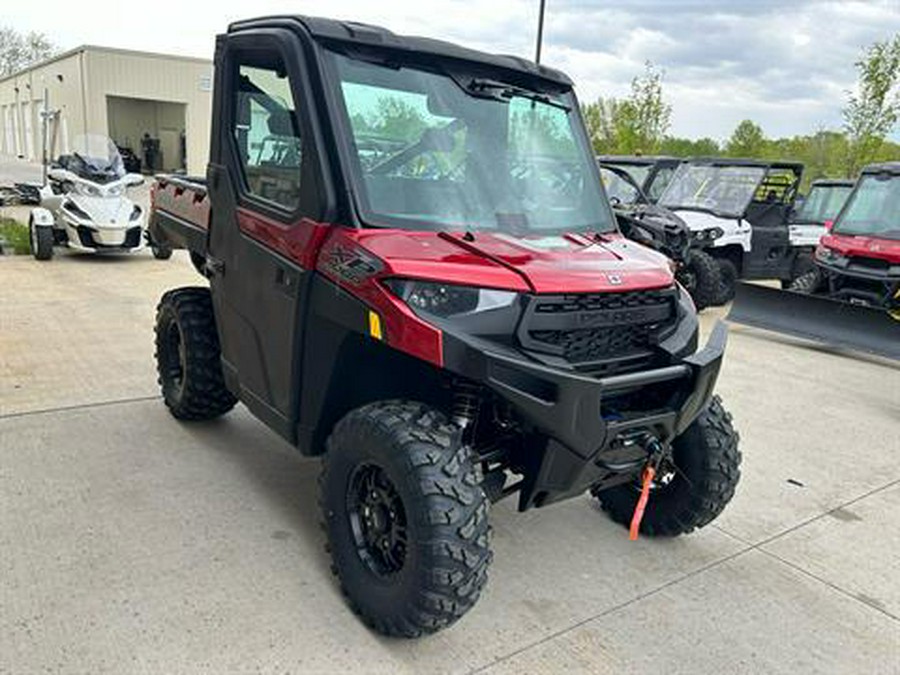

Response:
(149, 15), (741, 637)
(729, 163), (900, 359)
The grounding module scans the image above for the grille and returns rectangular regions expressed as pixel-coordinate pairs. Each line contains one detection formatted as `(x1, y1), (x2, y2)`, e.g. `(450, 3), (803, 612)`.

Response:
(523, 288), (677, 370)
(848, 256), (889, 271)
(533, 289), (675, 315)
(76, 226), (142, 250)
(531, 325), (651, 363)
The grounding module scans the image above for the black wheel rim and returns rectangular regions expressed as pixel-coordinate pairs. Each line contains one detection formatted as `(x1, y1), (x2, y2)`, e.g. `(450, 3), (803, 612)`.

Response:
(347, 464), (408, 577)
(162, 317), (186, 396)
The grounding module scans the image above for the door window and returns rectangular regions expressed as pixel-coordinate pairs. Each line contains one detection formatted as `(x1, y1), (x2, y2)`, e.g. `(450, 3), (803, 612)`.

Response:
(233, 60), (302, 210)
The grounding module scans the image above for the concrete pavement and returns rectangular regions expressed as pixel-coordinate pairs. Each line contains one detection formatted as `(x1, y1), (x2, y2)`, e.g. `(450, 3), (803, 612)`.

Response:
(1, 251), (898, 674)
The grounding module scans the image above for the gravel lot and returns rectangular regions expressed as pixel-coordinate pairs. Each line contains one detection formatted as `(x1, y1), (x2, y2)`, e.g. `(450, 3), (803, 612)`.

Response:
(1, 174), (898, 673)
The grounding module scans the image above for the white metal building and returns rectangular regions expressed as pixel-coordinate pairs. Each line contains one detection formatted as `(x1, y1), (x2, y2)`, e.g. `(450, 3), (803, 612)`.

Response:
(0, 45), (213, 175)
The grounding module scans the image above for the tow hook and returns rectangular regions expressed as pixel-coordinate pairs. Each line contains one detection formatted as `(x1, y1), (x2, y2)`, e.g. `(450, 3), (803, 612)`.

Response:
(629, 438), (669, 541)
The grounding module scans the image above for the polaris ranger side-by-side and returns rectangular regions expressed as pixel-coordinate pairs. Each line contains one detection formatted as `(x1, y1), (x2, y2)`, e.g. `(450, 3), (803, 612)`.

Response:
(598, 163), (722, 309)
(729, 163), (899, 360)
(792, 178), (854, 228)
(658, 158), (817, 301)
(597, 154), (683, 203)
(149, 16), (741, 637)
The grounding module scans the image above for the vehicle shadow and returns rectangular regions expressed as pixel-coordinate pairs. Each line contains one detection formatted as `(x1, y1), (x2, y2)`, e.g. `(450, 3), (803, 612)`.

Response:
(176, 411), (332, 575)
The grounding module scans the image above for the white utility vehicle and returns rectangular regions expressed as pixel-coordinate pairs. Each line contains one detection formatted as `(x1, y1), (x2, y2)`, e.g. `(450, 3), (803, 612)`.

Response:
(29, 134), (161, 260)
(657, 159), (819, 301)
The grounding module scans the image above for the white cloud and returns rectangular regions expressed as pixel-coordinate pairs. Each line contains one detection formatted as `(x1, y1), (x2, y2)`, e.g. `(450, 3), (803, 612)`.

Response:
(3, 0), (899, 140)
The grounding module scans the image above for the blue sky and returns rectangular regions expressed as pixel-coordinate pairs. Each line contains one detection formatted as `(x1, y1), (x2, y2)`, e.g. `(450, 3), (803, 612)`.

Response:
(4, 0), (899, 140)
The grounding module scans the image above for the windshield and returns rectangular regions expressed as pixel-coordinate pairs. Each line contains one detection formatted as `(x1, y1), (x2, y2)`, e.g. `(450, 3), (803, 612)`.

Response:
(331, 52), (615, 234)
(599, 166), (641, 204)
(833, 174), (900, 240)
(660, 164), (766, 216)
(61, 134), (125, 183)
(605, 163), (651, 188)
(794, 184), (853, 223)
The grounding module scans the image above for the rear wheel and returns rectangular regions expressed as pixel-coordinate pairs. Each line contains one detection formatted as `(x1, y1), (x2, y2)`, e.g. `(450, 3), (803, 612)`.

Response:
(594, 396), (741, 536)
(677, 250), (721, 311)
(154, 287), (236, 420)
(29, 218), (54, 261)
(712, 258), (738, 305)
(320, 401), (492, 637)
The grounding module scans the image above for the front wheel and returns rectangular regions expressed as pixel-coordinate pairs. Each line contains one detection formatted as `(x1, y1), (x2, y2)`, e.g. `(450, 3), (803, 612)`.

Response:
(320, 401), (492, 637)
(789, 269), (824, 294)
(29, 218), (54, 260)
(594, 396), (741, 536)
(712, 259), (738, 305)
(676, 250), (721, 311)
(154, 287), (237, 420)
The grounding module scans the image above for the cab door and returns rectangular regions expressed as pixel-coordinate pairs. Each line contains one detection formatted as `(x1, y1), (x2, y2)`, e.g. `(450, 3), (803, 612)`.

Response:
(205, 30), (331, 441)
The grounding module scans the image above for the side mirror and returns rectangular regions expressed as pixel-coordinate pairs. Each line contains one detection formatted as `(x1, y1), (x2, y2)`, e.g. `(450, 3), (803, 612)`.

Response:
(124, 173), (144, 187)
(824, 219), (833, 232)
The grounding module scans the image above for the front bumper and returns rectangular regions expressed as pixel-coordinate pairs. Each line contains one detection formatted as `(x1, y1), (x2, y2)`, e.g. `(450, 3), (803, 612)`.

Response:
(445, 321), (728, 510)
(62, 220), (145, 253)
(817, 258), (900, 309)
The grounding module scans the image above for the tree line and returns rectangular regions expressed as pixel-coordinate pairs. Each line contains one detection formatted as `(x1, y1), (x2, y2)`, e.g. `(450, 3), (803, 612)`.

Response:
(3, 24), (898, 193)
(582, 36), (900, 190)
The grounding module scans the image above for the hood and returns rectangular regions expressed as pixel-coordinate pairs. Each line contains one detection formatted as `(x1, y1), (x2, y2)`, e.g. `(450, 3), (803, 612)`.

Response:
(670, 209), (739, 232)
(67, 194), (139, 228)
(351, 230), (673, 294)
(822, 232), (900, 264)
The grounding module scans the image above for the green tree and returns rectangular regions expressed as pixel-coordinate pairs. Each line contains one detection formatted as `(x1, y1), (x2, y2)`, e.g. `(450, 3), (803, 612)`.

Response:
(659, 135), (720, 156)
(725, 119), (766, 157)
(581, 62), (672, 154)
(0, 26), (57, 77)
(843, 36), (900, 176)
(619, 62), (672, 153)
(582, 97), (622, 154)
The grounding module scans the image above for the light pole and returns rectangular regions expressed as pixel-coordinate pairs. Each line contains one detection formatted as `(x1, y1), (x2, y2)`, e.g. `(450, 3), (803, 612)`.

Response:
(535, 0), (547, 64)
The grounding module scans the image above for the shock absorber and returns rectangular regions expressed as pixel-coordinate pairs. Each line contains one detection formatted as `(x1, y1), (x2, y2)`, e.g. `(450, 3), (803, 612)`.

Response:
(452, 380), (481, 430)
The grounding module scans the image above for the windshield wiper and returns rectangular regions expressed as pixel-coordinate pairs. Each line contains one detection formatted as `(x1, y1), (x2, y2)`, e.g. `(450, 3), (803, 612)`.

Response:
(466, 78), (571, 112)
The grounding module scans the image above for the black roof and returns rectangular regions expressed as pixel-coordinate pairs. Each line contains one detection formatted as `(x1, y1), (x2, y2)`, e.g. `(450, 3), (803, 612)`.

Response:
(228, 15), (572, 88)
(596, 155), (680, 166)
(684, 157), (804, 173)
(861, 162), (900, 175)
(809, 178), (855, 188)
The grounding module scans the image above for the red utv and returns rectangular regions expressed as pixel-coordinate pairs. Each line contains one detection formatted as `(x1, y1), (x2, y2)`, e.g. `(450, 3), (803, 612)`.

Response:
(148, 16), (741, 637)
(729, 163), (899, 360)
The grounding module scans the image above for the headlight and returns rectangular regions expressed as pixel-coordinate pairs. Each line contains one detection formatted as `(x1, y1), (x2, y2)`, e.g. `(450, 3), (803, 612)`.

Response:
(815, 245), (846, 265)
(73, 182), (102, 198)
(385, 279), (518, 318)
(693, 227), (723, 241)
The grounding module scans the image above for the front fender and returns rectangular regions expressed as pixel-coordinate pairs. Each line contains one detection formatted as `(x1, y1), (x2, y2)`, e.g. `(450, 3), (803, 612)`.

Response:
(30, 207), (55, 227)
